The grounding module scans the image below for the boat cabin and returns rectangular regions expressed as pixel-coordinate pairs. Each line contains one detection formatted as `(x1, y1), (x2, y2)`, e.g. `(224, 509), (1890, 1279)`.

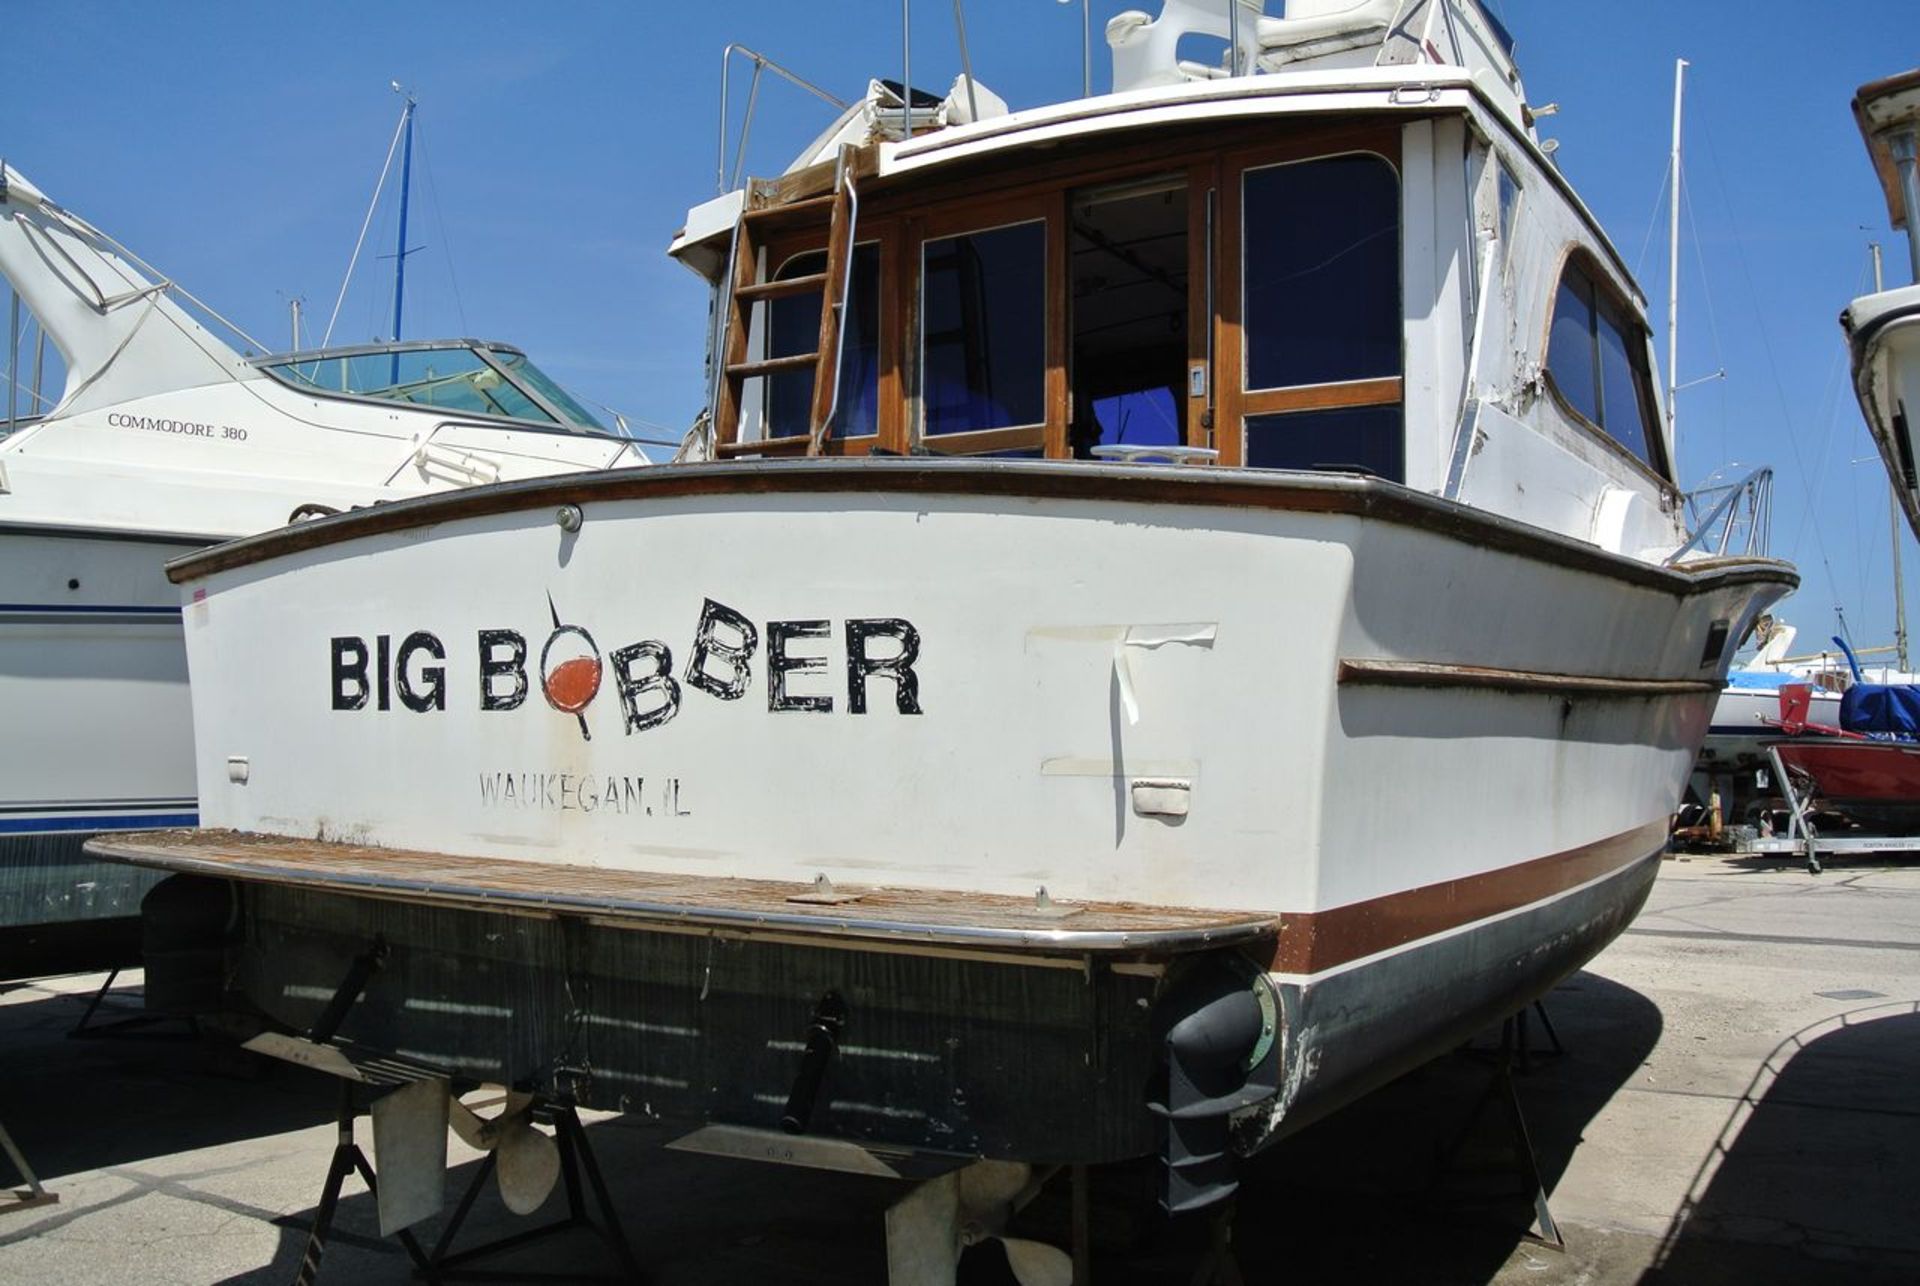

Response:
(670, 0), (1679, 553)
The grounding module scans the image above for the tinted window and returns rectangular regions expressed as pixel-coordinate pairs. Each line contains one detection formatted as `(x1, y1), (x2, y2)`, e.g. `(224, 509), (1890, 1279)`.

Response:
(1245, 404), (1404, 482)
(1497, 163), (1519, 257)
(1243, 154), (1401, 390)
(1546, 258), (1665, 474)
(268, 347), (555, 422)
(1597, 300), (1657, 467)
(922, 222), (1047, 435)
(1546, 269), (1599, 424)
(766, 244), (881, 439)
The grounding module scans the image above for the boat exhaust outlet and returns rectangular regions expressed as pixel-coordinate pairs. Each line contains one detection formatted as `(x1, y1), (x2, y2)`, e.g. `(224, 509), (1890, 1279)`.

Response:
(1149, 954), (1282, 1214)
(781, 989), (848, 1134)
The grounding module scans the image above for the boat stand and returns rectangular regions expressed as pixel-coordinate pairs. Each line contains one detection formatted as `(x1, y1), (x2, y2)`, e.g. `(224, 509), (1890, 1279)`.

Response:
(296, 1080), (433, 1286)
(1765, 744), (1824, 874)
(425, 1099), (640, 1283)
(1463, 999), (1565, 1074)
(1433, 1013), (1564, 1251)
(0, 1115), (57, 1215)
(262, 942), (640, 1284)
(67, 967), (199, 1041)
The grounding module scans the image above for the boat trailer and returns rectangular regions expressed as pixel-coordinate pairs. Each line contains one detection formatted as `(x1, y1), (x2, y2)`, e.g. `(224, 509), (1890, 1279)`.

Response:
(1736, 745), (1920, 873)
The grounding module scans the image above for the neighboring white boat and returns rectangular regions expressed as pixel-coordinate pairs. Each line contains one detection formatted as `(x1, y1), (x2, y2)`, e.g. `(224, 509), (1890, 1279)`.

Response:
(1698, 620), (1843, 767)
(0, 161), (643, 974)
(91, 0), (1794, 1263)
(1844, 67), (1920, 541)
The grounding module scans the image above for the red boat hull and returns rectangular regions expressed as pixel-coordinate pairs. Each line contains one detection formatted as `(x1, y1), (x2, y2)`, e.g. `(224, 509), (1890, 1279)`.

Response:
(1771, 739), (1920, 832)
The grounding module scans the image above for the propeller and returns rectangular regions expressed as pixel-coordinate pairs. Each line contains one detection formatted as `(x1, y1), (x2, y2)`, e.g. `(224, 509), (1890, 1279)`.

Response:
(958, 1162), (1072, 1286)
(448, 1089), (561, 1215)
(886, 1160), (1073, 1286)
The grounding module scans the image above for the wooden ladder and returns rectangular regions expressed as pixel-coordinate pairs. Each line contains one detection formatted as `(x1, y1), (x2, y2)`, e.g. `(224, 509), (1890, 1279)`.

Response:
(716, 147), (858, 456)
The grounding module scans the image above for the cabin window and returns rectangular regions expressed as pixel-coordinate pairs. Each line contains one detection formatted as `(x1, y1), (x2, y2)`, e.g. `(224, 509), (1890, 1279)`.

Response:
(1545, 257), (1665, 475)
(1232, 149), (1404, 481)
(1242, 154), (1400, 390)
(921, 220), (1047, 435)
(1245, 404), (1402, 477)
(1497, 163), (1520, 249)
(764, 244), (882, 439)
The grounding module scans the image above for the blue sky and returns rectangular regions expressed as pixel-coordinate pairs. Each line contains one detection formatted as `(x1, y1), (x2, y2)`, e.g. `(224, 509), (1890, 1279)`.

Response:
(6, 1), (1916, 651)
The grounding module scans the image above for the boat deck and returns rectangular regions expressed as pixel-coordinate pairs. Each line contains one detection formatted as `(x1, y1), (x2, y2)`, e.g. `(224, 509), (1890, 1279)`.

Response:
(86, 829), (1278, 958)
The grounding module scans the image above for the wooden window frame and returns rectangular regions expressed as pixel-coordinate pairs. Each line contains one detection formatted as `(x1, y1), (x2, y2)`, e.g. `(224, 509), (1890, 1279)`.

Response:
(734, 221), (904, 458)
(1217, 128), (1405, 469)
(907, 195), (1066, 457)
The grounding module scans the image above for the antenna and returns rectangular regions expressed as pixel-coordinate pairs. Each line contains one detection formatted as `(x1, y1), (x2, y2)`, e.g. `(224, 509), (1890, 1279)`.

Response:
(278, 291), (307, 351)
(952, 0), (980, 120)
(1056, 0), (1090, 98)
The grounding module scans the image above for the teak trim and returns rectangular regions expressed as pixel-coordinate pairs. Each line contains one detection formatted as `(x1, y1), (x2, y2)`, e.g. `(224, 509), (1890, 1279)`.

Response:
(166, 457), (1800, 602)
(1336, 659), (1721, 698)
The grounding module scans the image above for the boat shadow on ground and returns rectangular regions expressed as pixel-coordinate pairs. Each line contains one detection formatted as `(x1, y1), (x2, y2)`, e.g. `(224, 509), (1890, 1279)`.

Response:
(1091, 968), (1667, 1286)
(1718, 851), (1920, 875)
(0, 976), (333, 1180)
(44, 969), (1915, 1284)
(1636, 1001), (1920, 1286)
(0, 969), (1666, 1285)
(212, 1116), (905, 1285)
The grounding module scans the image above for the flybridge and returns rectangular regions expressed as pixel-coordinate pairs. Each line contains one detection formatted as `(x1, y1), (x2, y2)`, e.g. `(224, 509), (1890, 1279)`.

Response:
(327, 599), (924, 739)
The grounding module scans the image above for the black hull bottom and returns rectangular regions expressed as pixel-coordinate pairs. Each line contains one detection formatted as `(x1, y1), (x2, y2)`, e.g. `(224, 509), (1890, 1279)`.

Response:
(146, 851), (1657, 1167)
(0, 833), (159, 979)
(1252, 851), (1660, 1150)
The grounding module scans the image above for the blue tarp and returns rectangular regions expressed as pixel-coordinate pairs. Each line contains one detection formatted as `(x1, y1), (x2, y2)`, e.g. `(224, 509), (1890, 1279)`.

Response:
(1839, 684), (1920, 737)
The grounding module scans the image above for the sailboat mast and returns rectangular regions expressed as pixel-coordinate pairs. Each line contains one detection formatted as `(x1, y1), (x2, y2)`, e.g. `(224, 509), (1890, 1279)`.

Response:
(389, 92), (417, 381)
(1667, 58), (1688, 440)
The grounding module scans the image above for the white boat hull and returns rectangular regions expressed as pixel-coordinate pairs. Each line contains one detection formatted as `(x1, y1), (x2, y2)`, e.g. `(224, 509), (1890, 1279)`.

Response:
(112, 461), (1792, 1168)
(0, 525), (205, 969)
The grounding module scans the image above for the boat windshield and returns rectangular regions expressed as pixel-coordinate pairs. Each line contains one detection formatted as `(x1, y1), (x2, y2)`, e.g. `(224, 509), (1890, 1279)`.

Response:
(259, 342), (609, 433)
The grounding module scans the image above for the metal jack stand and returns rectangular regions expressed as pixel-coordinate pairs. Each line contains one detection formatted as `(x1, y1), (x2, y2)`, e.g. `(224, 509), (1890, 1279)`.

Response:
(1435, 1015), (1564, 1251)
(1463, 999), (1565, 1074)
(1768, 744), (1824, 875)
(0, 1115), (57, 1214)
(67, 967), (199, 1040)
(297, 1081), (431, 1286)
(426, 1100), (641, 1283)
(258, 940), (641, 1283)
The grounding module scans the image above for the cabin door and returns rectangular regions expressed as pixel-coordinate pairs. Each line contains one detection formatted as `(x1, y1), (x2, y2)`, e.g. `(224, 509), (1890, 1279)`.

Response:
(1064, 173), (1209, 458)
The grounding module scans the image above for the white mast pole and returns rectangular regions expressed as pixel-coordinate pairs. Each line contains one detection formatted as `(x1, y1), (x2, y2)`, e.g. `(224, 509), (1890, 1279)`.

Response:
(1667, 57), (1688, 442)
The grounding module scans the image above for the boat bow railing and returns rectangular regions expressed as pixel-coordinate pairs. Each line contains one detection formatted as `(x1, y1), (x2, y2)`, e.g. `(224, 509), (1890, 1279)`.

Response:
(1670, 467), (1773, 563)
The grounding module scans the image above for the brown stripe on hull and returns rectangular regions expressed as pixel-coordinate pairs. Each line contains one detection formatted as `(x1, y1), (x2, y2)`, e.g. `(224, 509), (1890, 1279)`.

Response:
(1337, 658), (1720, 698)
(1269, 820), (1668, 975)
